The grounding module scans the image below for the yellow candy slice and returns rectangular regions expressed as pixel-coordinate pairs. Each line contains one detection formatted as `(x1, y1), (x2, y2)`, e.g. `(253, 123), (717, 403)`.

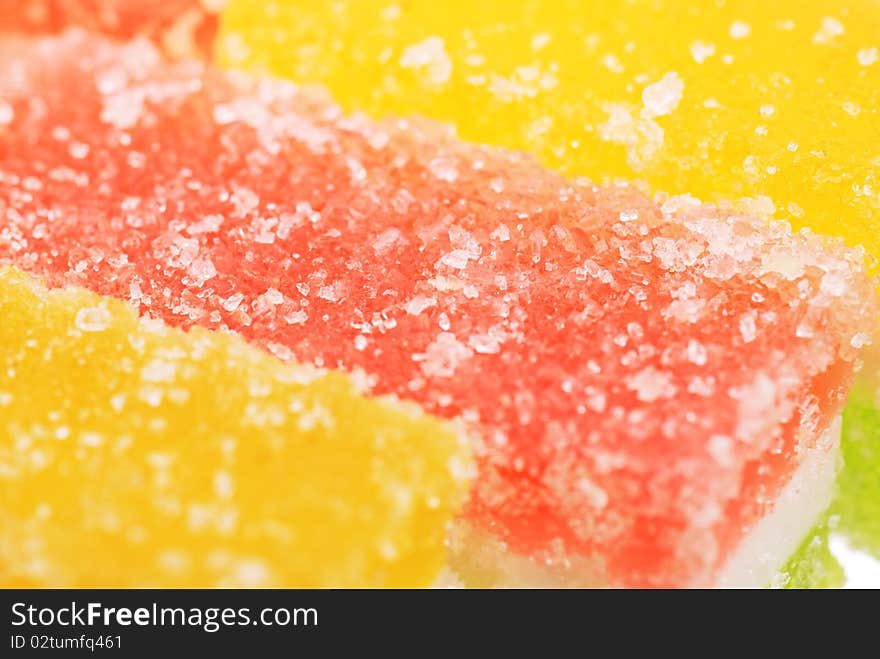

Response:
(218, 0), (880, 275)
(0, 267), (471, 587)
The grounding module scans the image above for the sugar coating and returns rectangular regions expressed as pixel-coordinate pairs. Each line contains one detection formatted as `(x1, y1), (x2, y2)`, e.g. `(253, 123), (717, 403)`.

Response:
(1, 0), (218, 57)
(218, 0), (880, 280)
(0, 267), (471, 587)
(1, 31), (876, 587)
(218, 0), (880, 579)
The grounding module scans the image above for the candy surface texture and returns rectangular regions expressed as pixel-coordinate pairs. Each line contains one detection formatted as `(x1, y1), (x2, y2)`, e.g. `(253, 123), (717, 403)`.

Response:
(0, 267), (470, 587)
(218, 0), (880, 575)
(1, 31), (876, 586)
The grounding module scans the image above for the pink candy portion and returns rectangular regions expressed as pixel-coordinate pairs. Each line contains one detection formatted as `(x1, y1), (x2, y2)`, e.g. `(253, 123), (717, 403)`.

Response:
(1, 31), (875, 586)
